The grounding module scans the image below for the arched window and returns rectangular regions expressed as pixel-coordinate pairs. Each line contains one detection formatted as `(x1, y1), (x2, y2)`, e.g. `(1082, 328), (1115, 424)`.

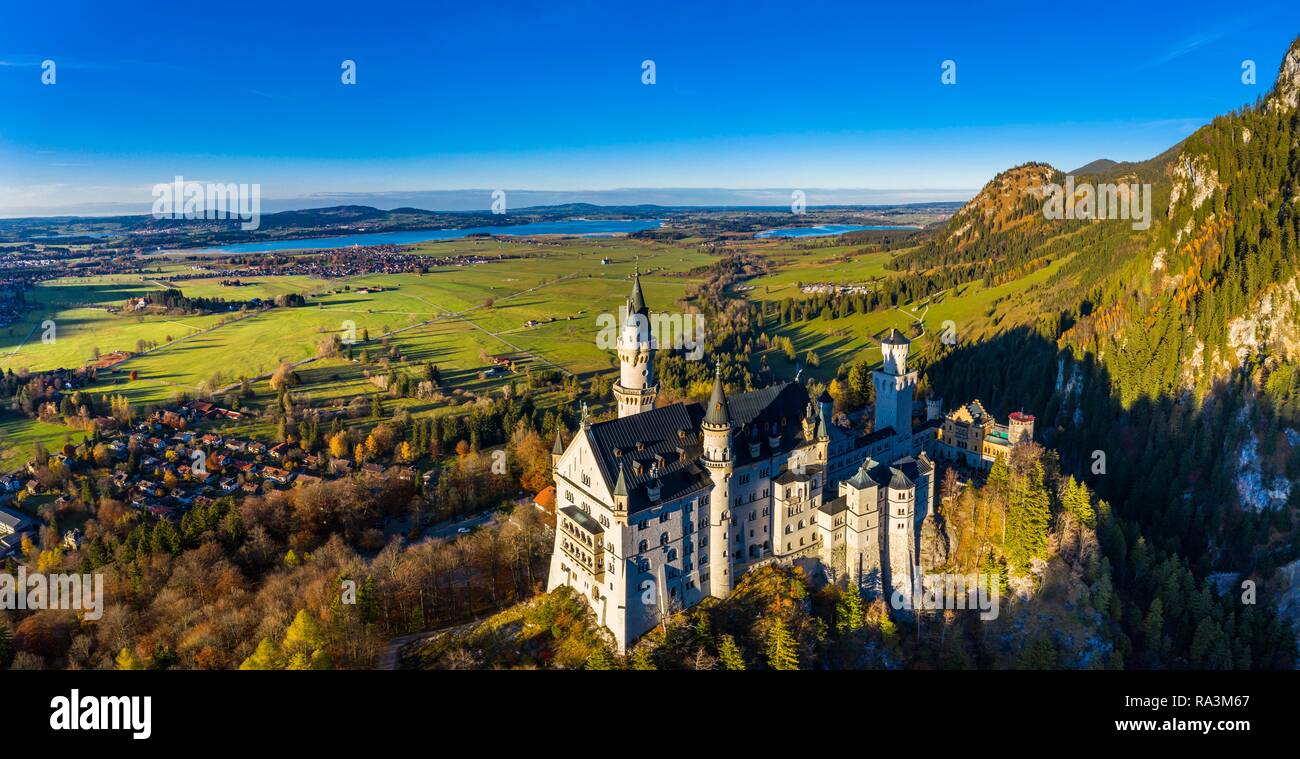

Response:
(659, 532), (669, 546)
(638, 539), (647, 553)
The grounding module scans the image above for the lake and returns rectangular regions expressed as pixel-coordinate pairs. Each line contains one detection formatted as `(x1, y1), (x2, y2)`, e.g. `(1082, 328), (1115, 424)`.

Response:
(200, 218), (663, 253)
(755, 224), (918, 238)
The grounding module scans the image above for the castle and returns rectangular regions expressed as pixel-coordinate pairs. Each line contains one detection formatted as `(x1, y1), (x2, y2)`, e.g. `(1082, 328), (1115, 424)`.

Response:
(549, 273), (969, 651)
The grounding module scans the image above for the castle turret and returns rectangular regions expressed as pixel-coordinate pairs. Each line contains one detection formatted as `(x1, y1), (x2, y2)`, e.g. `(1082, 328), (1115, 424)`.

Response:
(1008, 411), (1035, 444)
(700, 363), (733, 599)
(884, 466), (917, 613)
(926, 396), (943, 421)
(838, 461), (883, 593)
(613, 264), (658, 418)
(816, 388), (833, 440)
(551, 426), (566, 469)
(873, 329), (918, 460)
(612, 458), (631, 517)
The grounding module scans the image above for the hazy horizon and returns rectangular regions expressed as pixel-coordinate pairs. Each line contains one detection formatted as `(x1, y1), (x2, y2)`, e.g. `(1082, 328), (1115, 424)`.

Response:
(5, 1), (1299, 218)
(0, 186), (975, 220)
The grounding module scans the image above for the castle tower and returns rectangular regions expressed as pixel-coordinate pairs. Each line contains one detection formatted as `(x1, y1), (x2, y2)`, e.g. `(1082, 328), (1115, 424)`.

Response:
(839, 462), (883, 594)
(873, 329), (918, 459)
(700, 363), (733, 599)
(926, 396), (943, 421)
(1008, 411), (1035, 444)
(883, 466), (917, 613)
(612, 264), (658, 418)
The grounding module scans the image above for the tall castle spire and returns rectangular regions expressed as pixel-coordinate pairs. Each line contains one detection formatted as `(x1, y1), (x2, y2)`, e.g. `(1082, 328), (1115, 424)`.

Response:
(700, 359), (733, 599)
(628, 259), (647, 317)
(612, 260), (658, 418)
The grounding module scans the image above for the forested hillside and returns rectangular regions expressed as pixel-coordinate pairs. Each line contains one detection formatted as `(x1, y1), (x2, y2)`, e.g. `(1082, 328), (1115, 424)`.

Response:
(917, 36), (1300, 664)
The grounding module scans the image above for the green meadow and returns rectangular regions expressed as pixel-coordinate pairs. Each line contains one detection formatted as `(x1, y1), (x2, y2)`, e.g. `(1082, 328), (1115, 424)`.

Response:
(0, 232), (1066, 464)
(0, 417), (83, 471)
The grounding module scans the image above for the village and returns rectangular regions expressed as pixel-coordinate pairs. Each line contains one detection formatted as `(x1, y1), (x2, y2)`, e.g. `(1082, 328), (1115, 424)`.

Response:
(157, 244), (505, 282)
(0, 394), (448, 561)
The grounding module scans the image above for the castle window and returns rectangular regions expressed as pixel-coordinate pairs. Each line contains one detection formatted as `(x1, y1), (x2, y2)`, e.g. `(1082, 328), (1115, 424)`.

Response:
(637, 521), (647, 531)
(581, 473), (591, 486)
(659, 512), (669, 523)
(599, 515), (610, 527)
(659, 532), (669, 546)
(638, 539), (647, 553)
(667, 548), (677, 562)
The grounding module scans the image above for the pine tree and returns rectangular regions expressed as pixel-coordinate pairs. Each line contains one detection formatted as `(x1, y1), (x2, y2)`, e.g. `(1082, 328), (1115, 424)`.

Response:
(1020, 635), (1058, 669)
(239, 638), (282, 670)
(1060, 475), (1096, 529)
(717, 634), (746, 671)
(764, 618), (799, 670)
(1006, 461), (1051, 573)
(835, 585), (865, 635)
(281, 609), (332, 670)
(629, 645), (656, 670)
(584, 648), (616, 670)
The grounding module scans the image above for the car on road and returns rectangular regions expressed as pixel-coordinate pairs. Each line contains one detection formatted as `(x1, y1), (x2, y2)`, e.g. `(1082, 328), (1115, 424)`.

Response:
(457, 527), (471, 534)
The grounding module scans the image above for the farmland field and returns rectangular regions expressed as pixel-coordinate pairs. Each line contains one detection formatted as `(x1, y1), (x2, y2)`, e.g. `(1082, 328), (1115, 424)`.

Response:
(0, 232), (1059, 457)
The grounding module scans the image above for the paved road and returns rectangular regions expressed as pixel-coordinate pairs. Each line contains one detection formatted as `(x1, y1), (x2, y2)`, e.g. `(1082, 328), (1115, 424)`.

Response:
(423, 510), (496, 540)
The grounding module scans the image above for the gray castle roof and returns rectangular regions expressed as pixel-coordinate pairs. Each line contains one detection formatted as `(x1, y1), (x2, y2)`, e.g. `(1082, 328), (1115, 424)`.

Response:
(703, 367), (730, 426)
(882, 328), (910, 345)
(843, 454), (931, 492)
(585, 382), (814, 514)
(628, 268), (648, 316)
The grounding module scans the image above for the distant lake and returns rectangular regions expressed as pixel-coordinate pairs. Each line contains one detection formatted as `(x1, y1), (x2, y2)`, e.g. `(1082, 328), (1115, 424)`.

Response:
(200, 219), (663, 253)
(755, 224), (918, 238)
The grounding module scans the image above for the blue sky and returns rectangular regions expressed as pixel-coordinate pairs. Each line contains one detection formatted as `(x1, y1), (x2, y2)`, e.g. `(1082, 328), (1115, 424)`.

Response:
(1, 0), (1298, 214)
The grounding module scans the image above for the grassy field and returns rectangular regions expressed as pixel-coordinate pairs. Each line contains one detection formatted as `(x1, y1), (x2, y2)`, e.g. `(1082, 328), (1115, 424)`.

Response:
(0, 231), (1067, 467)
(744, 240), (895, 304)
(751, 251), (1074, 382)
(0, 416), (83, 471)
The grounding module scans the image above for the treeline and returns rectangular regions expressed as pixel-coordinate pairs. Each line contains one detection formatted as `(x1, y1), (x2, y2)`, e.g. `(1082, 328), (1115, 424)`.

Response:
(148, 288), (304, 313)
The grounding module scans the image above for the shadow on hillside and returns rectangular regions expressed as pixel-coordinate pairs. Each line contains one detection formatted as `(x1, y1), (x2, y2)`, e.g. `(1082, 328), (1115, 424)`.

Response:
(924, 326), (1296, 577)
